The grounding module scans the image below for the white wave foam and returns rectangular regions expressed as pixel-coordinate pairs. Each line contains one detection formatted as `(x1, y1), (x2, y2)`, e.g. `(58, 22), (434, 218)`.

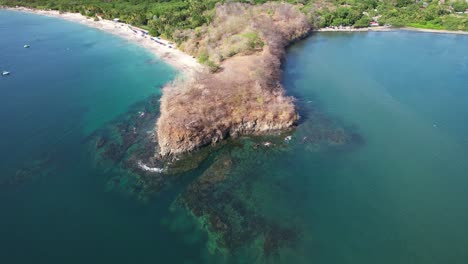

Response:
(137, 161), (164, 173)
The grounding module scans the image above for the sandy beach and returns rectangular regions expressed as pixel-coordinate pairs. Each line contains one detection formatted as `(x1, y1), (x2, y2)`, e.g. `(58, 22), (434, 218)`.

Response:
(317, 25), (468, 35)
(317, 26), (394, 32)
(3, 7), (203, 75)
(399, 27), (468, 35)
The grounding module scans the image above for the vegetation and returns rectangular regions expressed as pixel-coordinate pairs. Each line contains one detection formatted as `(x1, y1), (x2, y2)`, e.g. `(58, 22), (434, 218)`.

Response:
(1, 0), (218, 39)
(157, 2), (309, 156)
(309, 0), (468, 31)
(2, 0), (468, 40)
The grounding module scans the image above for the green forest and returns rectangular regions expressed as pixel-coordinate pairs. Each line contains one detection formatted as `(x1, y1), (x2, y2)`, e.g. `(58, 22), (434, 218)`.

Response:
(308, 0), (468, 31)
(1, 0), (468, 38)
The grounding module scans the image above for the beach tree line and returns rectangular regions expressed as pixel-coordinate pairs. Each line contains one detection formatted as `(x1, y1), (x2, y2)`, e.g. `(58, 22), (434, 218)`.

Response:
(1, 0), (467, 41)
(311, 0), (468, 31)
(1, 0), (218, 38)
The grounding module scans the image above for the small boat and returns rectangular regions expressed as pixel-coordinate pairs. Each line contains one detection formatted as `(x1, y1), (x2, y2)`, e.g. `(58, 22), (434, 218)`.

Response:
(2, 71), (10, 76)
(24, 44), (30, 48)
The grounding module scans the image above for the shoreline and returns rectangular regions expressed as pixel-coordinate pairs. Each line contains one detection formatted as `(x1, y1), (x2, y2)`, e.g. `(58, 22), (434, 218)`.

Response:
(317, 26), (394, 32)
(399, 27), (468, 35)
(317, 25), (468, 35)
(3, 7), (466, 73)
(2, 7), (203, 75)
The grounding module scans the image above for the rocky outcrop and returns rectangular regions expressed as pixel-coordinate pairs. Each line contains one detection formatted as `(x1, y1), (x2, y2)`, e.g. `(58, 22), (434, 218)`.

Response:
(157, 3), (311, 156)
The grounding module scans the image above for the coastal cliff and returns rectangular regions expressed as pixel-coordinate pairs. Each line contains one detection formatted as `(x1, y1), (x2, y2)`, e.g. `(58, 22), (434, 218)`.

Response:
(157, 3), (311, 156)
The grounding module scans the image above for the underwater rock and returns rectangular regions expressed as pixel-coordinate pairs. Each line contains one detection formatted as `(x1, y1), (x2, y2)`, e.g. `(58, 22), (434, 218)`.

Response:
(0, 155), (53, 188)
(263, 223), (299, 256)
(292, 107), (364, 152)
(102, 143), (125, 162)
(175, 139), (300, 256)
(90, 89), (363, 257)
(95, 136), (107, 149)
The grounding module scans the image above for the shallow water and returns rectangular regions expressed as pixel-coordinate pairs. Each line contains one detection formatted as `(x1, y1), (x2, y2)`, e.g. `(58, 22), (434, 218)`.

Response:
(2, 10), (468, 264)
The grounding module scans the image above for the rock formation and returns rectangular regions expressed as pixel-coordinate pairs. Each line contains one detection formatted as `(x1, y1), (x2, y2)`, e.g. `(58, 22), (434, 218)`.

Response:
(157, 3), (311, 156)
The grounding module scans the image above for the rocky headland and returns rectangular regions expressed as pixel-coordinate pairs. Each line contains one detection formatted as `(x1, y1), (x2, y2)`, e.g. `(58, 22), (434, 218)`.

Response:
(156, 2), (312, 156)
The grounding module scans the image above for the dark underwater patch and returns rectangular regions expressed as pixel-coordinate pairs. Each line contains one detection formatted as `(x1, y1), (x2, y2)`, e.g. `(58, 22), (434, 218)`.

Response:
(87, 87), (364, 258)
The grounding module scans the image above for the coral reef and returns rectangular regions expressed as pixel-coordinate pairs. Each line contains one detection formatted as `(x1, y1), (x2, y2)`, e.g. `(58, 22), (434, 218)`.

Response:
(174, 137), (300, 256)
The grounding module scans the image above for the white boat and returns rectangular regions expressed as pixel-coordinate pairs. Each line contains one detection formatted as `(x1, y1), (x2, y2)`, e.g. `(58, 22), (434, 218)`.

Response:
(2, 71), (10, 76)
(24, 44), (30, 48)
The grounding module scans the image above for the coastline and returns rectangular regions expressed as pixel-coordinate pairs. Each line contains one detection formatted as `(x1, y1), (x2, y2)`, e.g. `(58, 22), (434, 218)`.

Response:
(317, 25), (468, 35)
(317, 26), (394, 32)
(2, 7), (202, 75)
(399, 27), (468, 35)
(3, 7), (467, 74)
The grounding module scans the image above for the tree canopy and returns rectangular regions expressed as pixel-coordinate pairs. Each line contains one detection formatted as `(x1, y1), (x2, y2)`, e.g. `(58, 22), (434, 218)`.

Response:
(2, 0), (467, 38)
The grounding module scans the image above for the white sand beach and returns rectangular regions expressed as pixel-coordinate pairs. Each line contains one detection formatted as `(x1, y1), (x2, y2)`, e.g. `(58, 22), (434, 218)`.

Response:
(317, 26), (394, 32)
(5, 7), (203, 75)
(399, 27), (468, 35)
(318, 25), (468, 35)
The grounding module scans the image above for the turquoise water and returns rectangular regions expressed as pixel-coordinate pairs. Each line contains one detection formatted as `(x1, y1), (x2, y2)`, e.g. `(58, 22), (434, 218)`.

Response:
(282, 32), (468, 263)
(0, 10), (190, 263)
(2, 10), (468, 264)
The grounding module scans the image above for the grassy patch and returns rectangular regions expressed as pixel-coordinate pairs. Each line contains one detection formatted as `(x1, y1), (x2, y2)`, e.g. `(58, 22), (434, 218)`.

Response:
(407, 22), (445, 30)
(242, 32), (264, 49)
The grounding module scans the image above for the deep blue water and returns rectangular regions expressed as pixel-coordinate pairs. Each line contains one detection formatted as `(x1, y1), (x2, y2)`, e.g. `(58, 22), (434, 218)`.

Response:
(2, 10), (468, 264)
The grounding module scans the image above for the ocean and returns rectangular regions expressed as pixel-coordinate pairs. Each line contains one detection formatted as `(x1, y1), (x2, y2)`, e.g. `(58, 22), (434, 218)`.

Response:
(2, 10), (468, 264)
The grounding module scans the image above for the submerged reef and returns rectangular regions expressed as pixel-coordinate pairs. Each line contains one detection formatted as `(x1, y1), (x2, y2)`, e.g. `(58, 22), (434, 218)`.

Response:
(0, 154), (54, 189)
(90, 95), (165, 201)
(90, 77), (363, 257)
(167, 103), (363, 256)
(294, 99), (365, 153)
(90, 94), (219, 201)
(174, 139), (300, 257)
